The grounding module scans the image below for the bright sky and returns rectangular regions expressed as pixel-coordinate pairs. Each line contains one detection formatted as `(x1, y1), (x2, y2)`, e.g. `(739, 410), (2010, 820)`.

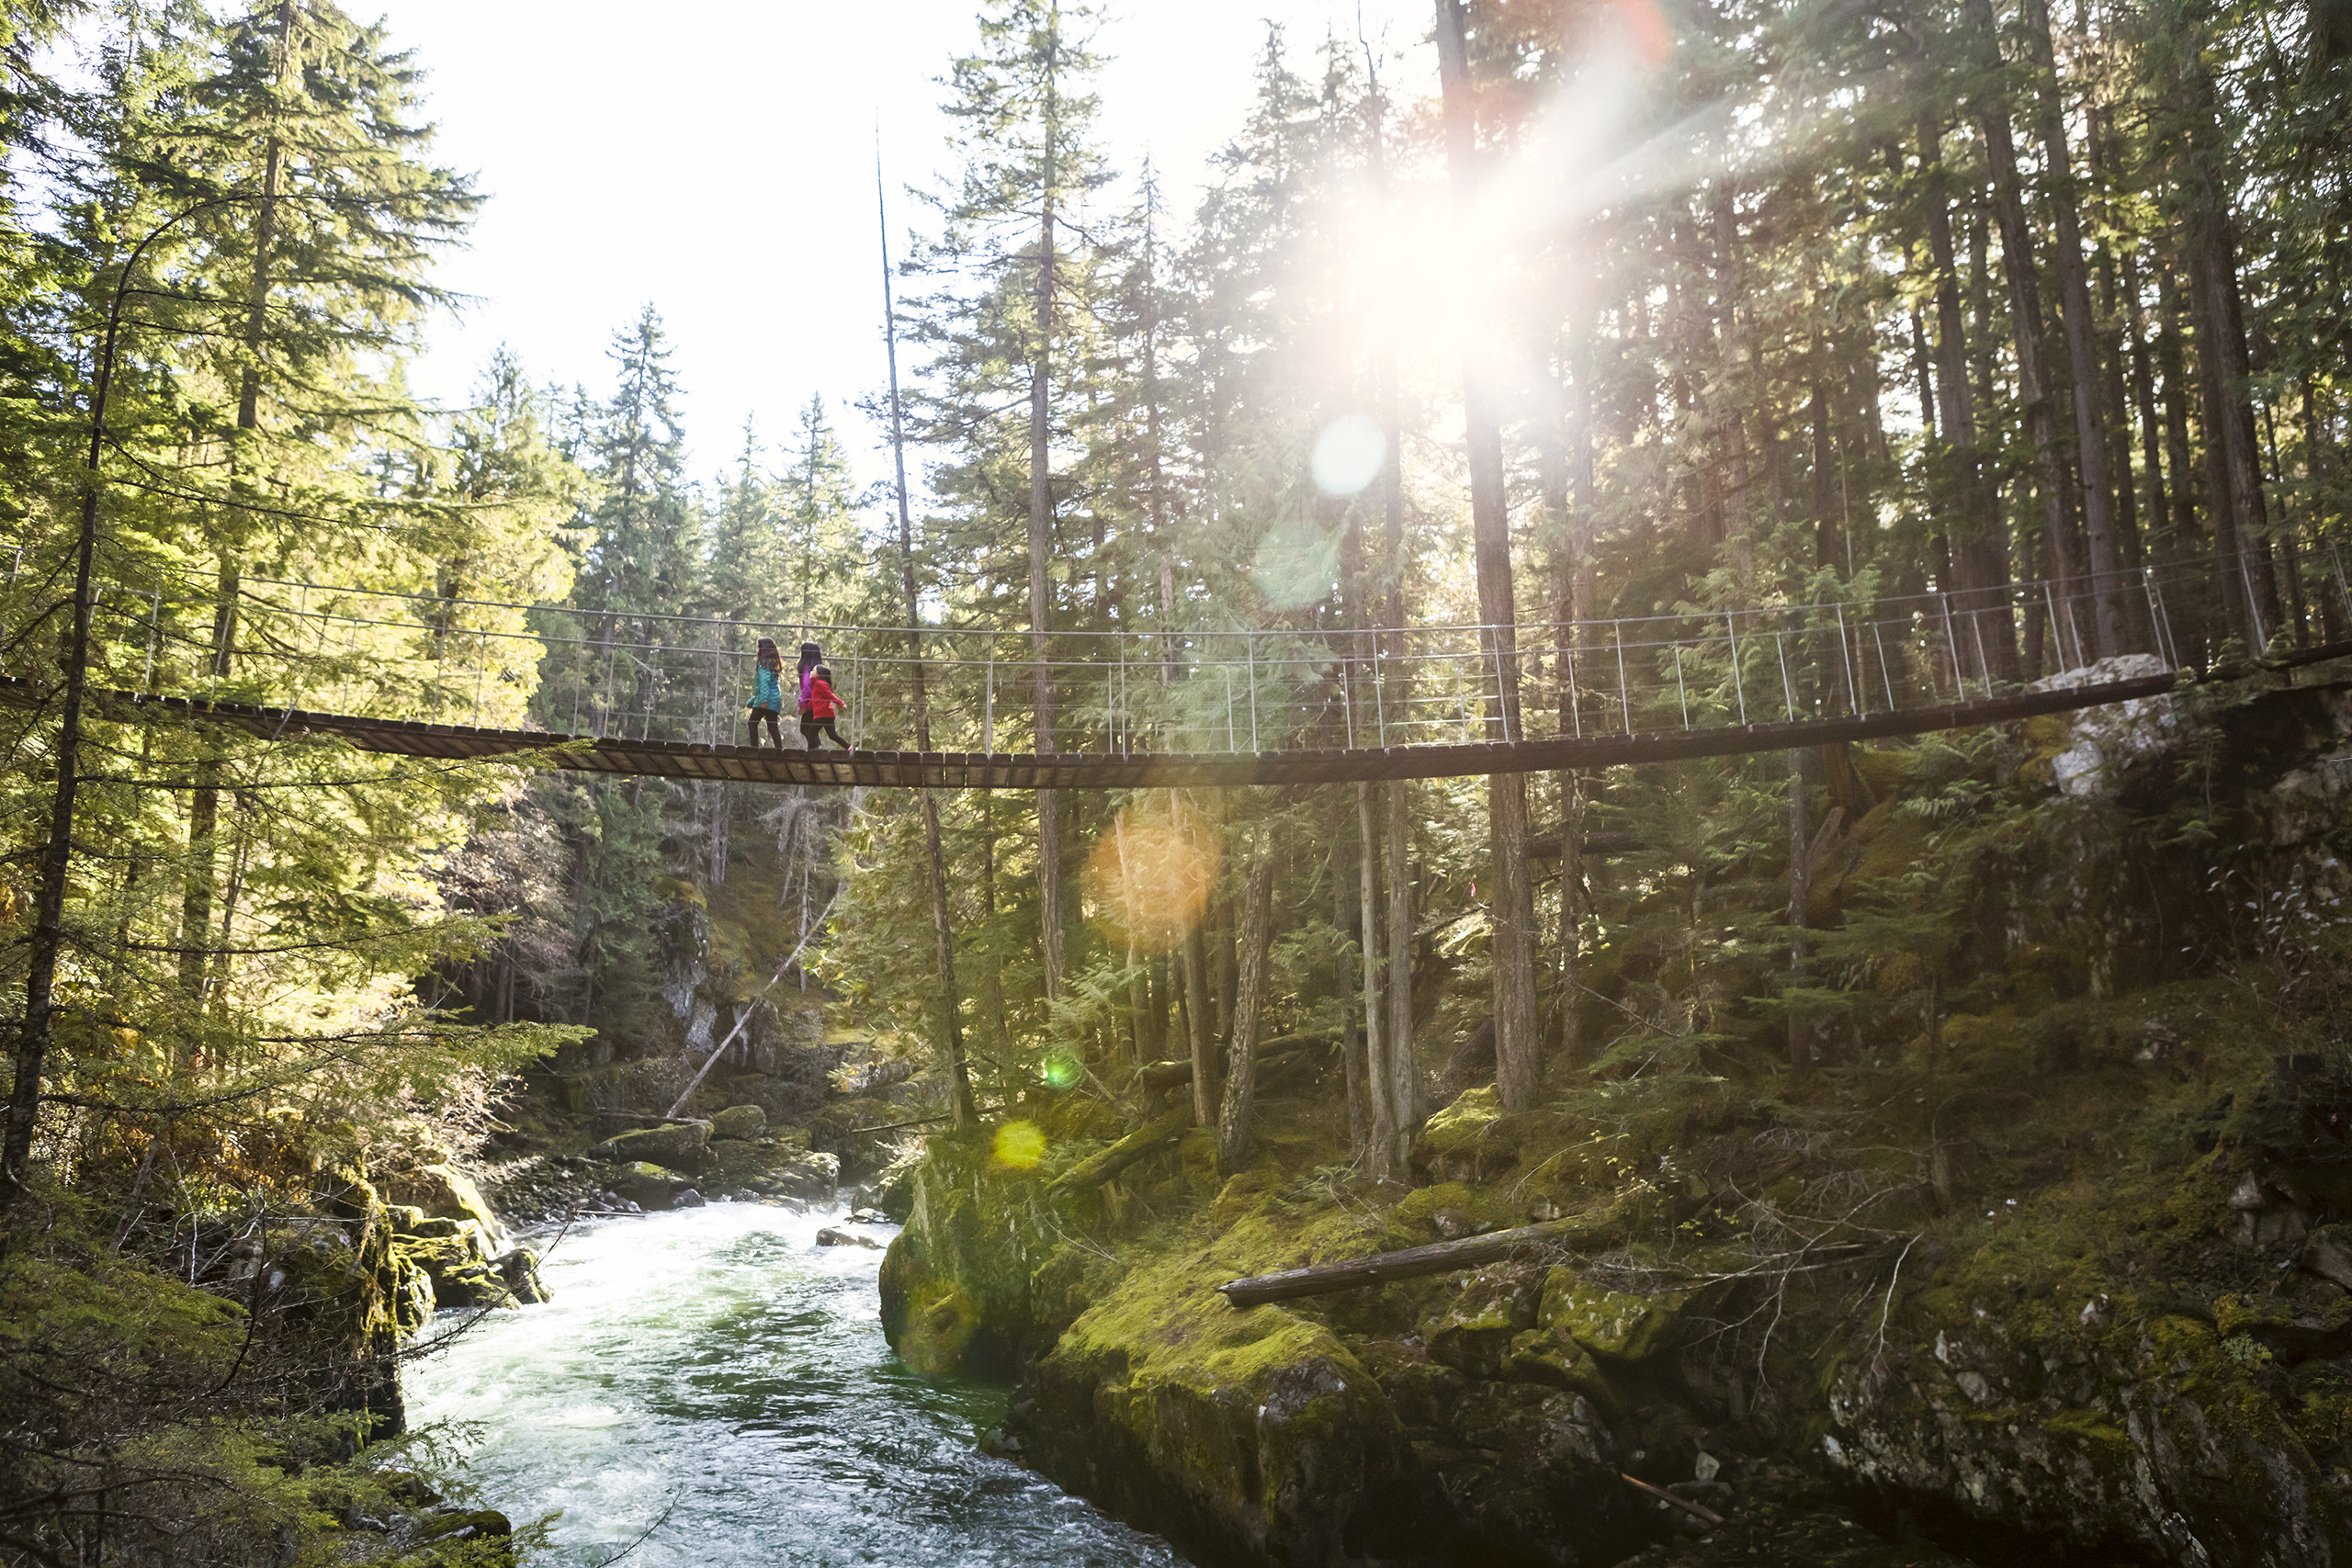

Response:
(371, 1), (1439, 492)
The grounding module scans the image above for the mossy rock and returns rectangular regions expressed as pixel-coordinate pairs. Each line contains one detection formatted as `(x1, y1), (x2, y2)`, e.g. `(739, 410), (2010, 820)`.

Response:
(397, 1228), (517, 1311)
(388, 1250), (434, 1339)
(709, 1102), (767, 1140)
(608, 1161), (691, 1206)
(742, 1147), (840, 1201)
(1394, 1180), (1510, 1236)
(494, 1247), (549, 1306)
(1016, 1208), (1407, 1563)
(1537, 1267), (1705, 1362)
(383, 1164), (509, 1251)
(1502, 1326), (1619, 1408)
(858, 1143), (922, 1222)
(1415, 1086), (1512, 1182)
(1420, 1266), (1539, 1380)
(876, 1130), (1077, 1372)
(588, 1122), (711, 1174)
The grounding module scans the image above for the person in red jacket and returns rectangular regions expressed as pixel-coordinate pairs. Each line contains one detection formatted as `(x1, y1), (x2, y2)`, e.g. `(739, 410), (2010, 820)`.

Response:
(801, 664), (851, 750)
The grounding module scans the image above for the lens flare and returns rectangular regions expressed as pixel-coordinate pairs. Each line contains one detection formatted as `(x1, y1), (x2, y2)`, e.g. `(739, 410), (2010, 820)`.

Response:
(1609, 0), (1674, 66)
(991, 1119), (1047, 1170)
(1310, 413), (1386, 497)
(1251, 518), (1340, 610)
(1082, 796), (1221, 954)
(1040, 1051), (1083, 1090)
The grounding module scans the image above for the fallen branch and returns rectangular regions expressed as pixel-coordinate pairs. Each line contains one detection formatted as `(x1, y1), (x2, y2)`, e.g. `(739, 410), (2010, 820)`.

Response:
(1047, 1106), (1194, 1194)
(1617, 1472), (1724, 1528)
(842, 1113), (955, 1136)
(1215, 1211), (1625, 1309)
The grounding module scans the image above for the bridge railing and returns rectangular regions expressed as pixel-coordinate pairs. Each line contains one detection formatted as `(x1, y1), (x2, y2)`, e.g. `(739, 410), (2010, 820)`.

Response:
(4, 539), (2342, 758)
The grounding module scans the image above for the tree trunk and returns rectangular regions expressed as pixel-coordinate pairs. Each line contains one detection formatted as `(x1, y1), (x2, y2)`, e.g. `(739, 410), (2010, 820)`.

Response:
(1181, 795), (1216, 1129)
(1786, 749), (1812, 1081)
(1357, 783), (1391, 1173)
(187, 18), (295, 1007)
(1917, 116), (2008, 684)
(2172, 34), (2276, 649)
(2020, 0), (2137, 655)
(1030, 21), (1066, 1002)
(1385, 782), (1416, 1161)
(882, 164), (975, 1129)
(1334, 792), (1368, 1158)
(1555, 312), (1593, 1070)
(1434, 0), (1539, 1113)
(2119, 239), (2170, 552)
(1962, 0), (2086, 665)
(1216, 822), (1279, 1175)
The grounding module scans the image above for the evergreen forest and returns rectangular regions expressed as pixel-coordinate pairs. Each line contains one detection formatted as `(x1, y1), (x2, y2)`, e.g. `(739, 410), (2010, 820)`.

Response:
(3, 1), (2352, 1565)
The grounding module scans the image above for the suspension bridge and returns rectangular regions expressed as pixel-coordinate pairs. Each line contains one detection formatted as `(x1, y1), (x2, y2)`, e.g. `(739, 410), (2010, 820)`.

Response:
(1, 547), (2341, 789)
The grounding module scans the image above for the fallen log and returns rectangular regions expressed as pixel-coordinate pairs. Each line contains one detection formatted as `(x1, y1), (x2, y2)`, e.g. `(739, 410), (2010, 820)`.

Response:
(1047, 1106), (1195, 1193)
(1135, 1032), (1339, 1094)
(1215, 1211), (1625, 1309)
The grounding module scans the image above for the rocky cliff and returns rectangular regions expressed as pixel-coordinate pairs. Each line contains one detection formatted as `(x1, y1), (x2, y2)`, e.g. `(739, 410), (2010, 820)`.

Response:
(876, 675), (2352, 1567)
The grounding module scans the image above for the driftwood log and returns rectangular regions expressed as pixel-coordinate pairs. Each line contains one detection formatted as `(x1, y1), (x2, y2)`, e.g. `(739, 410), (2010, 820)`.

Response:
(1047, 1107), (1194, 1194)
(1215, 1211), (1625, 1309)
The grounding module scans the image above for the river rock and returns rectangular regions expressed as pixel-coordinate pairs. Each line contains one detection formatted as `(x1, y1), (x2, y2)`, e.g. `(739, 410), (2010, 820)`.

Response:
(384, 1164), (511, 1255)
(817, 1226), (883, 1249)
(673, 1188), (707, 1208)
(389, 1248), (435, 1337)
(608, 1161), (692, 1207)
(763, 1148), (842, 1201)
(589, 1122), (712, 1173)
(494, 1246), (550, 1305)
(399, 1221), (518, 1311)
(710, 1103), (766, 1140)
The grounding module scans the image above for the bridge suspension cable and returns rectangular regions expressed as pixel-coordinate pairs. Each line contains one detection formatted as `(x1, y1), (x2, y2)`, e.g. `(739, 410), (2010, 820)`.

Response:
(0, 543), (2341, 787)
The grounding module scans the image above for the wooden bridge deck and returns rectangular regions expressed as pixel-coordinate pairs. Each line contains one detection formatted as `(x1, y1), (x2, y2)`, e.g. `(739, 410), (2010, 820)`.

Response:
(8, 653), (2322, 788)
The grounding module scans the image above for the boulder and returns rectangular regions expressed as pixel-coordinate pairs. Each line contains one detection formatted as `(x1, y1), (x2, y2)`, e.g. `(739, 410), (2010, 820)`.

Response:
(1537, 1268), (1703, 1362)
(710, 1103), (766, 1141)
(493, 1247), (550, 1305)
(588, 1122), (712, 1173)
(388, 1249), (435, 1338)
(1423, 1269), (1539, 1381)
(763, 1148), (842, 1201)
(673, 1188), (707, 1208)
(817, 1226), (884, 1249)
(2301, 1223), (2352, 1293)
(398, 1224), (517, 1311)
(608, 1161), (692, 1207)
(383, 1164), (511, 1255)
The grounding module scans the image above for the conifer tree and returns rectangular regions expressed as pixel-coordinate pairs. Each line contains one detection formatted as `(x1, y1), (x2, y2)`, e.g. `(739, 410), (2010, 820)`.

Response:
(906, 0), (1114, 1004)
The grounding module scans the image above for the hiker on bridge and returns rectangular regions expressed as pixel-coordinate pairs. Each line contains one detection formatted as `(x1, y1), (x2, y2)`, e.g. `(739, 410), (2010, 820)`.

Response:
(802, 663), (851, 750)
(796, 640), (822, 715)
(748, 637), (787, 748)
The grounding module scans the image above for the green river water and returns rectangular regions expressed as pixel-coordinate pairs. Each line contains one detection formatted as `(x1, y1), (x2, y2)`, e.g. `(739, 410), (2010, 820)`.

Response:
(404, 1201), (1188, 1567)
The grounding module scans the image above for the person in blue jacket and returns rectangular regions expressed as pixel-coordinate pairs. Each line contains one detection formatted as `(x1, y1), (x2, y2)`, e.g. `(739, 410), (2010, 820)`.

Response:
(748, 637), (786, 748)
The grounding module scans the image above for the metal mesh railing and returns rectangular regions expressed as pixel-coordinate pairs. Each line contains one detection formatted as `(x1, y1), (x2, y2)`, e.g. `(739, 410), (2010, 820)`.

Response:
(3, 540), (2339, 757)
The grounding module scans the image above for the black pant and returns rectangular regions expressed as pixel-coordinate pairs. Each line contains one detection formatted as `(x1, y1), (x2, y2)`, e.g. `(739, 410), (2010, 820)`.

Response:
(801, 716), (848, 750)
(748, 706), (782, 747)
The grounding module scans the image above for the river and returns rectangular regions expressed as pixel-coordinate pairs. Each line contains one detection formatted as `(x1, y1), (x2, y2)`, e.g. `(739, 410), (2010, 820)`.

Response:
(403, 1201), (1188, 1568)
